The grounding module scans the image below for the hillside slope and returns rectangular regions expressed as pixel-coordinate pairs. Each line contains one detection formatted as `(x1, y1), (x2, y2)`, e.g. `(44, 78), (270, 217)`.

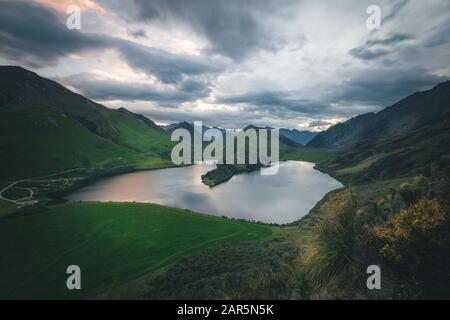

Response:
(0, 66), (174, 182)
(307, 81), (450, 148)
(316, 110), (450, 186)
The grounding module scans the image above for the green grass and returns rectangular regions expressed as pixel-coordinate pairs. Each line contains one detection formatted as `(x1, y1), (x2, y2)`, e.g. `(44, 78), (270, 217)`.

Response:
(0, 199), (17, 218)
(1, 187), (31, 200)
(281, 148), (336, 164)
(0, 102), (175, 183)
(0, 202), (272, 299)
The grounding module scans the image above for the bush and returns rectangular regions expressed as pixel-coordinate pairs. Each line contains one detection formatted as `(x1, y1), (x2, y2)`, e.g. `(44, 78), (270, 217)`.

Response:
(369, 198), (450, 298)
(304, 192), (362, 296)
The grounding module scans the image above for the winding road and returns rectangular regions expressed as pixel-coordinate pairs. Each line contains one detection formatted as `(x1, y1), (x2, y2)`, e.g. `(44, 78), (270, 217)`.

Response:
(0, 168), (83, 206)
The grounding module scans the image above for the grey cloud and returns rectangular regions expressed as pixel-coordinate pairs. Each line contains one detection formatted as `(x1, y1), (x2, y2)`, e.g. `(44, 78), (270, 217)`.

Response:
(332, 67), (448, 107)
(219, 91), (328, 113)
(218, 91), (337, 119)
(349, 47), (390, 60)
(350, 33), (414, 61)
(218, 66), (448, 121)
(308, 120), (333, 128)
(128, 29), (148, 38)
(2, 0), (449, 130)
(425, 18), (450, 48)
(0, 1), (223, 84)
(382, 0), (409, 26)
(0, 1), (109, 67)
(365, 34), (414, 46)
(132, 0), (292, 60)
(60, 73), (211, 103)
(116, 41), (223, 84)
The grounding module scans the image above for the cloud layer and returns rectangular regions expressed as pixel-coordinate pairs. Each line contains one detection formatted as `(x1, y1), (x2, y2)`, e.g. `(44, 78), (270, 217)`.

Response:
(0, 0), (449, 129)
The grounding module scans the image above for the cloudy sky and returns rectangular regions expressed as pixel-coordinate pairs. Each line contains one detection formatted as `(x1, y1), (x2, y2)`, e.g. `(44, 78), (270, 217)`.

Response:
(1, 0), (449, 130)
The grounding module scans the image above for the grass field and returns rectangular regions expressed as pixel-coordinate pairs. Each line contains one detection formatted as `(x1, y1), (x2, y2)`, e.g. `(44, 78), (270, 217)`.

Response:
(0, 199), (18, 218)
(281, 148), (336, 164)
(0, 202), (272, 299)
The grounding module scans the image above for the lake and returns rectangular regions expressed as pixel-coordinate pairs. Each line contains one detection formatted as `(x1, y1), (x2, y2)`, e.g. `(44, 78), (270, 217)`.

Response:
(66, 161), (343, 224)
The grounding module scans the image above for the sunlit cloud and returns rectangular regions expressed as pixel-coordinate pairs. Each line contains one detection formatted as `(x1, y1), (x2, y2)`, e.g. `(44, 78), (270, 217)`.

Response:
(36, 0), (105, 13)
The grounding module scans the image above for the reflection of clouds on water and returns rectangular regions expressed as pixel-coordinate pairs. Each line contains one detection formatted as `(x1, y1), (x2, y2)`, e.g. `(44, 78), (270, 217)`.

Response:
(67, 161), (343, 224)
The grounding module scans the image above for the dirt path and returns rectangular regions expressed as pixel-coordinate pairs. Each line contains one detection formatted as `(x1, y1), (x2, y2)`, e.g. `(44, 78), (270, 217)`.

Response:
(0, 168), (84, 206)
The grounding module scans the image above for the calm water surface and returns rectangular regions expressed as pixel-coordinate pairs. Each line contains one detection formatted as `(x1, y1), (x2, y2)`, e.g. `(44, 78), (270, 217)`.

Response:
(67, 161), (343, 224)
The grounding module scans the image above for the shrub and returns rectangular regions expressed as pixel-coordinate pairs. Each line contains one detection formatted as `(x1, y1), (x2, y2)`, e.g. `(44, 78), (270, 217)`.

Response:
(304, 191), (361, 295)
(370, 198), (450, 298)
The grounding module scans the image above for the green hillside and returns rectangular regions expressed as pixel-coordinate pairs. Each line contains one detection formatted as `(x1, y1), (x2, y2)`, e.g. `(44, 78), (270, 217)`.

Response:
(316, 111), (450, 186)
(0, 202), (271, 299)
(285, 81), (450, 299)
(308, 81), (450, 148)
(0, 66), (174, 183)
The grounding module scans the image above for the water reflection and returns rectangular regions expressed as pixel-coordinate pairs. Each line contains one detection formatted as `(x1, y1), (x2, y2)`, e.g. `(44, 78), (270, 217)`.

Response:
(67, 161), (343, 224)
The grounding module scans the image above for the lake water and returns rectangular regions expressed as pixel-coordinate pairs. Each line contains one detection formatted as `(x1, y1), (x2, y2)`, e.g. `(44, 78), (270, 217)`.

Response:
(66, 161), (343, 224)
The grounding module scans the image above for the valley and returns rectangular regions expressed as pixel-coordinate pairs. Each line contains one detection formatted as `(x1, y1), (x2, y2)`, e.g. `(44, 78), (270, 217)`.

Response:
(0, 67), (449, 300)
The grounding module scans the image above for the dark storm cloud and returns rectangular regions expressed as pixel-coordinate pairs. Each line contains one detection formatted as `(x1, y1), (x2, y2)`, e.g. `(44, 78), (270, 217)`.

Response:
(218, 91), (335, 117)
(332, 67), (448, 107)
(382, 0), (409, 26)
(60, 73), (211, 102)
(0, 1), (223, 83)
(0, 1), (109, 67)
(349, 47), (390, 60)
(425, 18), (450, 48)
(219, 66), (448, 120)
(365, 33), (414, 46)
(128, 29), (148, 38)
(350, 33), (414, 60)
(116, 41), (223, 84)
(2, 0), (449, 129)
(131, 0), (290, 60)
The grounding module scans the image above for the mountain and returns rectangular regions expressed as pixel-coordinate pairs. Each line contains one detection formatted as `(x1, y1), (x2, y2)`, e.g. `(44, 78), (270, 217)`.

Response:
(279, 128), (317, 146)
(307, 81), (450, 148)
(242, 125), (300, 151)
(162, 121), (210, 134)
(317, 110), (450, 186)
(311, 80), (450, 186)
(0, 66), (174, 182)
(201, 124), (301, 186)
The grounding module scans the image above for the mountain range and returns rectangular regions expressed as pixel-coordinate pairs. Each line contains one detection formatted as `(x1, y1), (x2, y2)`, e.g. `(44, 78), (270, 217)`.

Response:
(2, 65), (449, 189)
(163, 122), (317, 146)
(307, 81), (450, 148)
(308, 81), (450, 186)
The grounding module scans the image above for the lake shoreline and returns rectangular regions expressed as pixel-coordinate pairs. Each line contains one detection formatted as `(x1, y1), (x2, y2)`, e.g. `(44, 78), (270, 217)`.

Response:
(65, 161), (343, 225)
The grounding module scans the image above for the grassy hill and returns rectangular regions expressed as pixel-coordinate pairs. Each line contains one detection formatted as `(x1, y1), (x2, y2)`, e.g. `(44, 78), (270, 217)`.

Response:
(0, 66), (174, 183)
(280, 81), (450, 299)
(308, 81), (450, 148)
(0, 202), (271, 299)
(315, 111), (450, 186)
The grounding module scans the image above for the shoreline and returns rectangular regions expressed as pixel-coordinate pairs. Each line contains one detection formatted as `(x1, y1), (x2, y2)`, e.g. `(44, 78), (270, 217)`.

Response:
(62, 159), (345, 227)
(2, 156), (345, 228)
